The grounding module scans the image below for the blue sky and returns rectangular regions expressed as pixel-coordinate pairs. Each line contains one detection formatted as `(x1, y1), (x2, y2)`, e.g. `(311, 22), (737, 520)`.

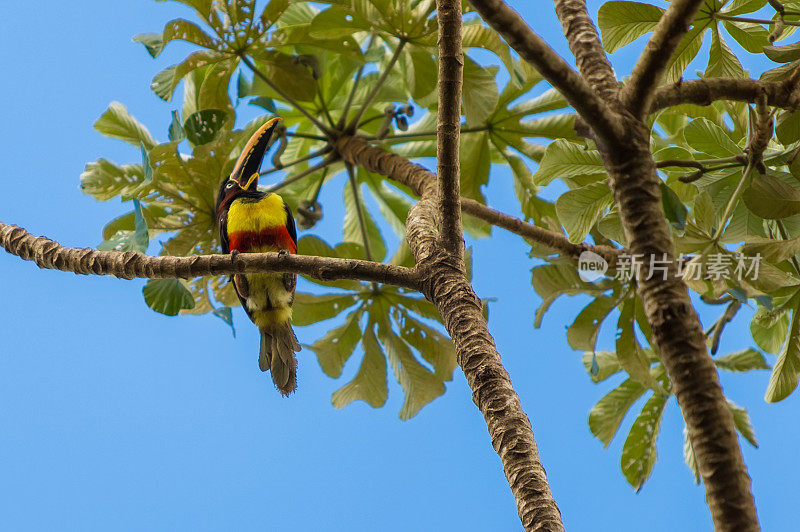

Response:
(0, 1), (797, 530)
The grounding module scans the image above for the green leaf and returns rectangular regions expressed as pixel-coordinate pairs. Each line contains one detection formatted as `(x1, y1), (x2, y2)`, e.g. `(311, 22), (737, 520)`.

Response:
(379, 319), (445, 420)
(751, 307), (791, 354)
(741, 235), (800, 263)
(693, 189), (717, 233)
(722, 20), (770, 54)
(251, 52), (318, 102)
(763, 41), (800, 63)
(211, 306), (236, 337)
(660, 181), (688, 231)
(160, 18), (217, 52)
(765, 304), (800, 402)
(616, 298), (659, 388)
(460, 132), (491, 201)
(151, 51), (226, 101)
(183, 109), (228, 145)
(776, 109), (800, 145)
(400, 313), (457, 381)
(532, 263), (604, 327)
(133, 33), (164, 58)
(331, 322), (388, 409)
(556, 182), (614, 243)
(663, 24), (706, 83)
(307, 307), (364, 378)
(683, 117), (741, 157)
(94, 102), (158, 149)
(461, 21), (515, 75)
(705, 27), (745, 78)
(296, 236), (362, 290)
(80, 160), (147, 201)
(727, 399), (758, 447)
(363, 173), (412, 238)
(291, 292), (359, 326)
(533, 140), (606, 186)
(582, 351), (623, 383)
(462, 58), (498, 126)
(597, 1), (665, 53)
(343, 181), (387, 261)
(261, 0), (290, 29)
(621, 391), (668, 490)
(142, 279), (196, 316)
(308, 6), (372, 39)
(683, 427), (700, 484)
(589, 379), (647, 446)
(567, 296), (619, 351)
(714, 348), (771, 371)
(743, 174), (800, 219)
(721, 0), (766, 16)
(168, 110), (185, 142)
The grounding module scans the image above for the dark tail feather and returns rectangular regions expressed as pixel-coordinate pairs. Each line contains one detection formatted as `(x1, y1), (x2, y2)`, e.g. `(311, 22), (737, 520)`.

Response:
(259, 323), (301, 396)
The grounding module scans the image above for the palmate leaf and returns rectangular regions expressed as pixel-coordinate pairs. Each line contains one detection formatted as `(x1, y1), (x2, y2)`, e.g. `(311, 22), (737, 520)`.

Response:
(742, 173), (800, 219)
(589, 378), (647, 446)
(378, 317), (446, 420)
(307, 306), (365, 378)
(597, 1), (664, 53)
(582, 351), (623, 383)
(151, 50), (227, 101)
(566, 296), (619, 351)
(532, 263), (607, 328)
(332, 322), (389, 408)
(706, 27), (745, 78)
(291, 292), (359, 326)
(98, 199), (150, 253)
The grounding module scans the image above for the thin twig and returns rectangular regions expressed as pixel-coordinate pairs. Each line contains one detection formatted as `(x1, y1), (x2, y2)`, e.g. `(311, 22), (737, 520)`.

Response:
(345, 163), (374, 262)
(713, 161), (756, 242)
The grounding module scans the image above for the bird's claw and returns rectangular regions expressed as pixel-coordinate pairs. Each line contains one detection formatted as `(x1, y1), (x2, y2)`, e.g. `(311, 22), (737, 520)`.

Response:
(278, 249), (288, 258)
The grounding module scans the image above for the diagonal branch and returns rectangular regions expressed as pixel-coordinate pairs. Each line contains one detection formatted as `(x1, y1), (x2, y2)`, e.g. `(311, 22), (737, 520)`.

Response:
(436, 0), (465, 260)
(622, 0), (707, 118)
(335, 135), (618, 263)
(466, 0), (624, 142)
(553, 0), (619, 102)
(0, 223), (420, 290)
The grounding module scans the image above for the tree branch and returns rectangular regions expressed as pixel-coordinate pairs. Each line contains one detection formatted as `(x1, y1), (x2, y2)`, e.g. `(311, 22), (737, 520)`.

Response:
(403, 165), (565, 532)
(553, 0), (619, 102)
(335, 136), (617, 263)
(622, 0), (707, 118)
(466, 0), (624, 142)
(436, 0), (465, 260)
(649, 75), (800, 112)
(0, 223), (420, 290)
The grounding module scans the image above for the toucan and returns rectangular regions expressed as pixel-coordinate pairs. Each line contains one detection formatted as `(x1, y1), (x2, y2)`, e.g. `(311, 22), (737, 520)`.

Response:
(216, 117), (301, 396)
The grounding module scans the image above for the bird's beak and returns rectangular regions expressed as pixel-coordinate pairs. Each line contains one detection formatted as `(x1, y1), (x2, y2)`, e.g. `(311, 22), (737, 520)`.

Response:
(230, 116), (282, 191)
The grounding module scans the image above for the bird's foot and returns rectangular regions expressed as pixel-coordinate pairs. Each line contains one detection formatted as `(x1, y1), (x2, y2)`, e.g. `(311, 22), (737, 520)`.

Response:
(278, 249), (289, 258)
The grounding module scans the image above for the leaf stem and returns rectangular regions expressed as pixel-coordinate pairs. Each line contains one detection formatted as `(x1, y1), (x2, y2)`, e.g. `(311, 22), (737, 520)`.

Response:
(266, 155), (339, 193)
(370, 125), (489, 141)
(347, 39), (407, 132)
(714, 13), (800, 26)
(259, 146), (332, 176)
(346, 162), (374, 262)
(239, 54), (332, 135)
(713, 161), (755, 242)
(339, 33), (376, 129)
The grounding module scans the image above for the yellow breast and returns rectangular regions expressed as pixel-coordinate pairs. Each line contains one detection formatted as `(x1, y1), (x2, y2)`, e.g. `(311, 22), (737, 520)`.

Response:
(227, 193), (287, 234)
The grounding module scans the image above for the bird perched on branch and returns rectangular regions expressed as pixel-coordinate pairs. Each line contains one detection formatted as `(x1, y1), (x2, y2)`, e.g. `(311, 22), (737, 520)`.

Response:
(216, 117), (301, 396)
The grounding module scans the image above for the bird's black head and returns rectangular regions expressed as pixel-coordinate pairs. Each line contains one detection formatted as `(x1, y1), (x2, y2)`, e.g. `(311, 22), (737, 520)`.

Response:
(216, 116), (282, 215)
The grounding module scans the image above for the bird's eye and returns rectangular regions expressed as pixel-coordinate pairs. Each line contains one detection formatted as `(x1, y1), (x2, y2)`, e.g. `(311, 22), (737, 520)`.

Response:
(225, 181), (235, 189)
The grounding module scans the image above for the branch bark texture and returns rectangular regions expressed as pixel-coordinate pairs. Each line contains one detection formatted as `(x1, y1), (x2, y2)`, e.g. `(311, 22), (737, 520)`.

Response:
(436, 0), (465, 260)
(650, 76), (800, 112)
(466, 1), (761, 529)
(553, 0), (619, 102)
(0, 223), (420, 289)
